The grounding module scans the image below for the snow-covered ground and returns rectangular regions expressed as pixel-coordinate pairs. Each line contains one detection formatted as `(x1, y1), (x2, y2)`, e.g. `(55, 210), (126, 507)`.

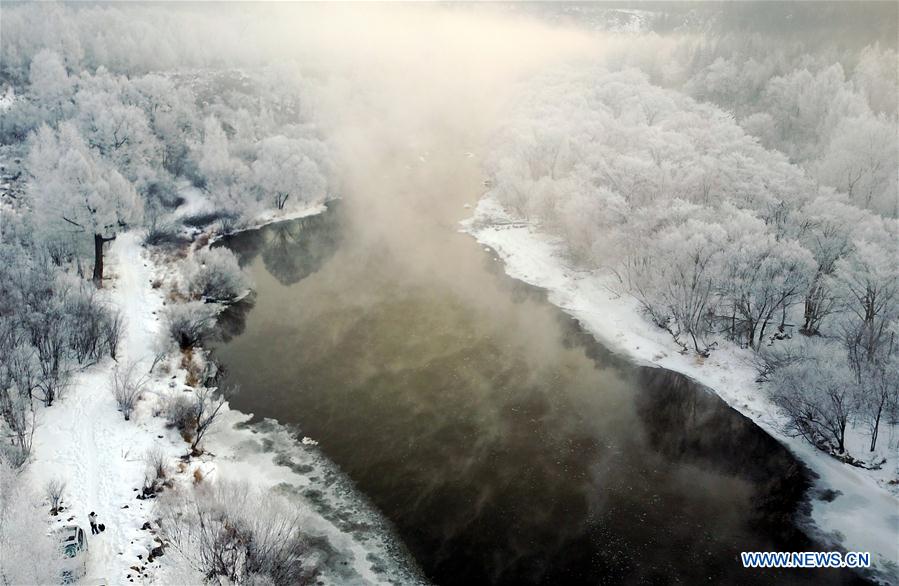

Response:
(26, 233), (180, 584)
(26, 226), (420, 585)
(463, 195), (899, 583)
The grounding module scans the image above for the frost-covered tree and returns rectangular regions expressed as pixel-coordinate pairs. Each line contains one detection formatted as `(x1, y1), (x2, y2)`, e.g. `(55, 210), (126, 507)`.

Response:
(17, 268), (74, 408)
(128, 74), (200, 177)
(26, 122), (142, 283)
(855, 353), (899, 452)
(835, 235), (899, 372)
(74, 69), (163, 192)
(252, 135), (327, 210)
(28, 49), (73, 126)
(814, 114), (898, 217)
(761, 65), (869, 163)
(852, 44), (899, 117)
(718, 235), (816, 349)
(195, 116), (252, 218)
(769, 339), (855, 454)
(636, 219), (727, 354)
(796, 196), (860, 335)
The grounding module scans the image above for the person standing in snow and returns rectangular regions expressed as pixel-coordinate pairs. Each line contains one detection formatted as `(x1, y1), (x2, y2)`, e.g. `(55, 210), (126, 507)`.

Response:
(88, 511), (99, 535)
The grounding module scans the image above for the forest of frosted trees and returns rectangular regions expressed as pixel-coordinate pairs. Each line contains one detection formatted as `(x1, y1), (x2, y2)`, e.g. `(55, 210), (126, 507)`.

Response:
(0, 5), (337, 581)
(485, 34), (898, 458)
(1, 53), (330, 453)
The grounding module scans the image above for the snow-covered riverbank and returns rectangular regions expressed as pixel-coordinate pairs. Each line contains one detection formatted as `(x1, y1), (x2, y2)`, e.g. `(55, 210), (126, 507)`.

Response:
(175, 181), (330, 245)
(463, 196), (899, 583)
(24, 214), (422, 584)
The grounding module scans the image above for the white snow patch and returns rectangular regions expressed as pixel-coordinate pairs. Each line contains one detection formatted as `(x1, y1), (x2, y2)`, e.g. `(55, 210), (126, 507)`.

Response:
(0, 87), (15, 112)
(173, 181), (214, 221)
(249, 201), (329, 232)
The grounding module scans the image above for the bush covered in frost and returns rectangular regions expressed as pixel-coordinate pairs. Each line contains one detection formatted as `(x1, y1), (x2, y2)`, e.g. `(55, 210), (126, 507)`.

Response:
(157, 481), (321, 585)
(182, 248), (250, 302)
(163, 393), (198, 432)
(163, 302), (216, 350)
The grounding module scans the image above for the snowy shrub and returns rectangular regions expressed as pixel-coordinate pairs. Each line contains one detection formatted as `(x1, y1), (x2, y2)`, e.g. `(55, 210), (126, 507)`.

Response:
(753, 342), (808, 382)
(163, 394), (198, 433)
(144, 221), (187, 247)
(64, 283), (126, 363)
(182, 211), (238, 229)
(65, 284), (110, 363)
(145, 446), (168, 480)
(111, 361), (149, 421)
(182, 248), (251, 302)
(0, 436), (30, 470)
(148, 334), (176, 375)
(0, 342), (37, 467)
(44, 477), (66, 515)
(102, 309), (125, 360)
(164, 302), (216, 350)
(189, 385), (232, 455)
(214, 214), (240, 236)
(20, 286), (72, 407)
(0, 263), (125, 410)
(157, 481), (321, 585)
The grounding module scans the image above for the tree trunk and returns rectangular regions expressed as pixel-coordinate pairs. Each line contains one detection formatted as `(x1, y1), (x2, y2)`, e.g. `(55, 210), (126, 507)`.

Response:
(92, 233), (116, 285)
(757, 319), (769, 349)
(803, 277), (822, 334)
(92, 233), (104, 284)
(870, 401), (883, 452)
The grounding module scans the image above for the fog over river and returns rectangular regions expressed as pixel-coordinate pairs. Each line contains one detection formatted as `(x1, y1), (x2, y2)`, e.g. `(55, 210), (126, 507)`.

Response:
(206, 6), (874, 584)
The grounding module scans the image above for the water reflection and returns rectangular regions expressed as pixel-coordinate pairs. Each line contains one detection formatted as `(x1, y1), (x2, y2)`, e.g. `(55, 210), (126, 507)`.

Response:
(212, 209), (865, 585)
(224, 207), (341, 285)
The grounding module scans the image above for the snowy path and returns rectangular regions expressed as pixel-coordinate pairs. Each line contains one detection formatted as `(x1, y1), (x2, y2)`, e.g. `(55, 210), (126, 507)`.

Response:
(27, 232), (178, 585)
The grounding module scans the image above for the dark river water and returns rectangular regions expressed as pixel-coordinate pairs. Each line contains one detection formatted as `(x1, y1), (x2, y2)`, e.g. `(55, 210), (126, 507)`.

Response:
(211, 203), (865, 585)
